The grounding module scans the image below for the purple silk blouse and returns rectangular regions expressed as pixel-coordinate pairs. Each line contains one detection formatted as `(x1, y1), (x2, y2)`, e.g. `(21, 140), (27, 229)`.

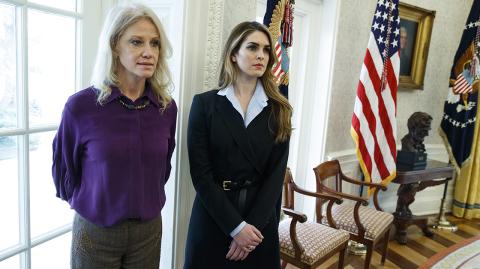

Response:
(52, 85), (177, 227)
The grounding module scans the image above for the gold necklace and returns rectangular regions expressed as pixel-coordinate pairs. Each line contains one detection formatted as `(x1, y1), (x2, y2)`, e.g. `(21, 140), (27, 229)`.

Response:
(118, 98), (150, 110)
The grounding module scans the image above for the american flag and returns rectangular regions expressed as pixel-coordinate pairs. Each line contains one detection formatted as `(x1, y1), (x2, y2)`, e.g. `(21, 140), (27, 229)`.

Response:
(453, 72), (473, 94)
(351, 0), (399, 187)
(452, 20), (480, 95)
(272, 39), (287, 82)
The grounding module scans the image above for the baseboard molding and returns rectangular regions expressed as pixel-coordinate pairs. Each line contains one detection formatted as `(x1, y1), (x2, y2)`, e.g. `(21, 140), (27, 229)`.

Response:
(325, 144), (453, 216)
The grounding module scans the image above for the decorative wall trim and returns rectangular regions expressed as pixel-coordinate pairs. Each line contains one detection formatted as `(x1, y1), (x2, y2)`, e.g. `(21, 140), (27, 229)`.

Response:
(203, 0), (224, 90)
(325, 144), (454, 215)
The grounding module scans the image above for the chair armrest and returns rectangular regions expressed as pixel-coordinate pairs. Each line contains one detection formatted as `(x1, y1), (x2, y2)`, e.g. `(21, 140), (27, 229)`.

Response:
(291, 183), (343, 205)
(341, 172), (387, 191)
(282, 207), (307, 223)
(371, 187), (388, 211)
(281, 207), (306, 260)
(317, 185), (370, 235)
(319, 186), (369, 206)
(289, 182), (344, 229)
(341, 174), (388, 211)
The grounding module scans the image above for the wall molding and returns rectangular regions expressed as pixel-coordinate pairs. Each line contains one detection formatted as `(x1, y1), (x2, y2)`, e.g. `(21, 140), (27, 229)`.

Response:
(203, 0), (224, 90)
(201, 0), (256, 90)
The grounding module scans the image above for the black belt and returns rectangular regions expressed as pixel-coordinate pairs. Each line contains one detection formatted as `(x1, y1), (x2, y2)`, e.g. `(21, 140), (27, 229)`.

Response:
(222, 179), (257, 214)
(221, 180), (256, 191)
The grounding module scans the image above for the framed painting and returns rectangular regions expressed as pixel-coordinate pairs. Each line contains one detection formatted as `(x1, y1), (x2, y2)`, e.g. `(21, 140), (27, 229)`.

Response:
(399, 2), (435, 89)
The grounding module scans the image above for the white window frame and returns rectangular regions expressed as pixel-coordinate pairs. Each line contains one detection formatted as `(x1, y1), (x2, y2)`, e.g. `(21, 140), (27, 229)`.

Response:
(0, 0), (102, 268)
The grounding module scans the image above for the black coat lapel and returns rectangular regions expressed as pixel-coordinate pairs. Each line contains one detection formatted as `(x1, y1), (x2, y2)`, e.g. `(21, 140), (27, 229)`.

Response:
(215, 95), (263, 175)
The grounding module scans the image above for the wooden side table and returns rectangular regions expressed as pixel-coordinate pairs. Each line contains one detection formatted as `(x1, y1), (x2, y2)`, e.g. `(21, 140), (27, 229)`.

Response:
(392, 160), (454, 244)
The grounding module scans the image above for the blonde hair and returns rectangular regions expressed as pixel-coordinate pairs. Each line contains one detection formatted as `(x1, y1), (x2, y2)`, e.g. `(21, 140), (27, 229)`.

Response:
(218, 21), (292, 143)
(91, 3), (173, 110)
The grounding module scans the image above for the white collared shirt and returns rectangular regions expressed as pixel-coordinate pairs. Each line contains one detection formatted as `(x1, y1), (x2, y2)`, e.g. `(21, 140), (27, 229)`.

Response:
(217, 80), (269, 127)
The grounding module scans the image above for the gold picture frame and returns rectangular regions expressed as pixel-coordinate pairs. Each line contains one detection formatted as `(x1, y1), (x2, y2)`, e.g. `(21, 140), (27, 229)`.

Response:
(399, 3), (435, 89)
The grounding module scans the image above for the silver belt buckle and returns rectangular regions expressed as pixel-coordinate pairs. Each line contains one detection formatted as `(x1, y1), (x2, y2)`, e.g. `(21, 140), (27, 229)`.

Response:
(222, 180), (231, 191)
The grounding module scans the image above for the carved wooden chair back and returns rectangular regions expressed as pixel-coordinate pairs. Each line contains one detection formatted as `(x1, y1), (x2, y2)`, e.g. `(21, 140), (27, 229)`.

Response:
(313, 159), (344, 192)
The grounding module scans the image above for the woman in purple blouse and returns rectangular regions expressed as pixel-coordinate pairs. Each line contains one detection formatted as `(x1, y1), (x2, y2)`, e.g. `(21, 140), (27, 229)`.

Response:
(52, 4), (177, 268)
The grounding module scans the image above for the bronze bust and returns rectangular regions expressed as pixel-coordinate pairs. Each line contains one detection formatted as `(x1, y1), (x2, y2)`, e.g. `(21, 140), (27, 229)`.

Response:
(401, 112), (433, 153)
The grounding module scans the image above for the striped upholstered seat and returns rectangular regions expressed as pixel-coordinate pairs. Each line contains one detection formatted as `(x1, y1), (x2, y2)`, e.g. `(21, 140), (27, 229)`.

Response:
(321, 204), (393, 240)
(279, 219), (350, 265)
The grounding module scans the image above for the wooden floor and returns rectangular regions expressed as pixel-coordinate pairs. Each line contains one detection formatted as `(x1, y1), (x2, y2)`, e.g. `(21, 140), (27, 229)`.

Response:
(286, 215), (480, 269)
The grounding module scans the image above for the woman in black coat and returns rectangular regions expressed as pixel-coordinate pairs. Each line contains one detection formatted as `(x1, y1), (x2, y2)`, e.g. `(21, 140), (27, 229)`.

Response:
(184, 21), (292, 268)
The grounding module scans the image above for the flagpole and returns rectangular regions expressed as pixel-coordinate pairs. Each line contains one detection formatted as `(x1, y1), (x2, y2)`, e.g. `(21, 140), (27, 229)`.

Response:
(431, 174), (458, 231)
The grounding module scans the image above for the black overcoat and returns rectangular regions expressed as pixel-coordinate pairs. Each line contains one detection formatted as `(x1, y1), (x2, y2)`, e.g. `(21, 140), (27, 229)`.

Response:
(184, 90), (289, 269)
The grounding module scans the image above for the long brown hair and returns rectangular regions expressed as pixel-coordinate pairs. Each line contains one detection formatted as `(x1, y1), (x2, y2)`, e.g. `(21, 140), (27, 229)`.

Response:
(218, 21), (292, 143)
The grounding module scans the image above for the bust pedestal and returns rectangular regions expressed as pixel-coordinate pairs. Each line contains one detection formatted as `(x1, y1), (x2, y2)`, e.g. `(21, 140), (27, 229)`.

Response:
(397, 150), (427, 171)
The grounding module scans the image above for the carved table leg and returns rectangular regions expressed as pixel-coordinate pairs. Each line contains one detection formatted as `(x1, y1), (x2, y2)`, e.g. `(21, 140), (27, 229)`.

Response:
(395, 183), (417, 218)
(393, 218), (409, 244)
(393, 183), (419, 244)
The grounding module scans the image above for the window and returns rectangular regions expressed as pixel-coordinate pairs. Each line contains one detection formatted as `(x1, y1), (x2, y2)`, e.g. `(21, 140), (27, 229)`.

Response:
(0, 1), (100, 268)
(1, 0), (184, 267)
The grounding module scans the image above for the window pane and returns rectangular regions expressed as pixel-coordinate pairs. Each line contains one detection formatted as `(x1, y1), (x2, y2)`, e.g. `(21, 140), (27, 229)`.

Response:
(0, 136), (19, 251)
(0, 254), (20, 269)
(28, 9), (76, 127)
(28, 0), (77, 12)
(0, 3), (17, 131)
(30, 132), (73, 237)
(31, 232), (71, 269)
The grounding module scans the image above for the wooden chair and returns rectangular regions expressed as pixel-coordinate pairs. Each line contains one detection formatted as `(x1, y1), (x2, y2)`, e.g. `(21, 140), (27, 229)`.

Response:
(278, 167), (350, 269)
(313, 160), (393, 269)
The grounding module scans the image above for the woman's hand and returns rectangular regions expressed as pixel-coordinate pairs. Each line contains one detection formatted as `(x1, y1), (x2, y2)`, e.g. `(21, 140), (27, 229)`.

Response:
(226, 240), (249, 261)
(233, 223), (263, 248)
